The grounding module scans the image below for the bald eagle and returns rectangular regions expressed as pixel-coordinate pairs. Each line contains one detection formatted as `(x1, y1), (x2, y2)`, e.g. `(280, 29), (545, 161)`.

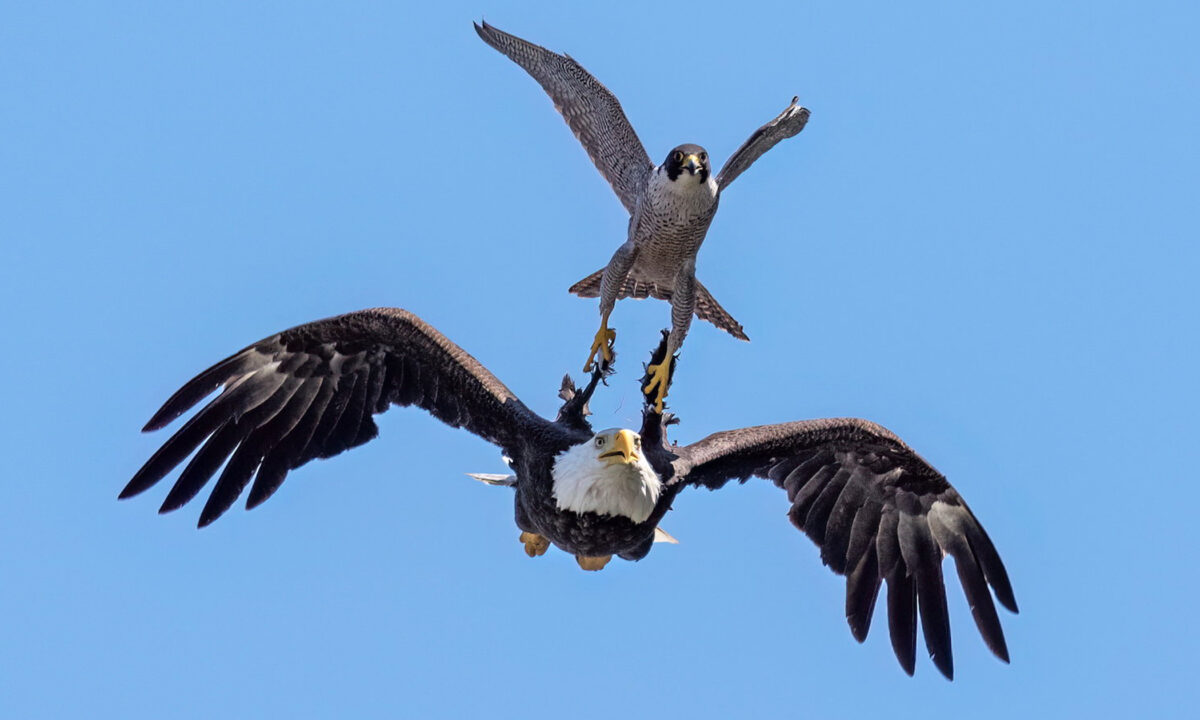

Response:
(122, 308), (1017, 679)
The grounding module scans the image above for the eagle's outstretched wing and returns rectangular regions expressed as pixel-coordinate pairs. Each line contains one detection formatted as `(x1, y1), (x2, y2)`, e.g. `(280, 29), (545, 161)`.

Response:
(671, 418), (1016, 679)
(474, 20), (653, 215)
(122, 308), (556, 527)
(716, 97), (810, 191)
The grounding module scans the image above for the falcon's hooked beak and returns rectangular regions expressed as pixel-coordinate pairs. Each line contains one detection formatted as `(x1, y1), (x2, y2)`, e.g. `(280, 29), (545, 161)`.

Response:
(598, 429), (641, 466)
(683, 153), (703, 174)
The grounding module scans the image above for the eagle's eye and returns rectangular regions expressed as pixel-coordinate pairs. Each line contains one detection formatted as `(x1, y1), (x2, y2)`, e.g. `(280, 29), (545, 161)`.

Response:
(595, 436), (606, 448)
(633, 436), (642, 449)
(673, 150), (684, 163)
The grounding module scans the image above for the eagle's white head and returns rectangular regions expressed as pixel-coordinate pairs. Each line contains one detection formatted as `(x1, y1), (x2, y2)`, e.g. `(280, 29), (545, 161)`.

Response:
(551, 428), (663, 524)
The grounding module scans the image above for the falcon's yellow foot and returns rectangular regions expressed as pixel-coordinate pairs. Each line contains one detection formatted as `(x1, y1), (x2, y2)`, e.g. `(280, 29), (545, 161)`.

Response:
(583, 326), (616, 373)
(519, 532), (550, 558)
(642, 360), (672, 413)
(575, 554), (612, 571)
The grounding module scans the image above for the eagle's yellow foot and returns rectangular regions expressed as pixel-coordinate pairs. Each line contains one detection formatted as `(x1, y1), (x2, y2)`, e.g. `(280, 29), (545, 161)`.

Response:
(519, 532), (550, 558)
(642, 360), (671, 413)
(583, 326), (616, 373)
(575, 554), (612, 571)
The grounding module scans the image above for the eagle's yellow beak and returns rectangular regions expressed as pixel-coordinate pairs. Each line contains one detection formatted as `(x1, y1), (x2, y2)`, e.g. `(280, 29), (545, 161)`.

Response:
(599, 429), (640, 465)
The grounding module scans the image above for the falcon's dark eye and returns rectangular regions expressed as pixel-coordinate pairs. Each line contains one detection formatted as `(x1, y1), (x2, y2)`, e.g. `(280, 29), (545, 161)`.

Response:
(595, 437), (606, 448)
(699, 152), (707, 162)
(673, 151), (684, 163)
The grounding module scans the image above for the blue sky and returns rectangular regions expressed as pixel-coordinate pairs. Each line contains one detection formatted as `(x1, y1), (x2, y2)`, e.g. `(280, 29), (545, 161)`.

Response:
(3, 1), (1198, 717)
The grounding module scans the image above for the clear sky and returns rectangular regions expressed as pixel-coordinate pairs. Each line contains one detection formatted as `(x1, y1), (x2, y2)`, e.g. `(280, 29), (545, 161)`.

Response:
(3, 1), (1198, 717)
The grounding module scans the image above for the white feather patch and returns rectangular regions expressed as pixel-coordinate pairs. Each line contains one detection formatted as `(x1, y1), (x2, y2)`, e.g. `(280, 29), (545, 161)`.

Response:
(465, 472), (516, 487)
(551, 437), (663, 523)
(648, 165), (719, 203)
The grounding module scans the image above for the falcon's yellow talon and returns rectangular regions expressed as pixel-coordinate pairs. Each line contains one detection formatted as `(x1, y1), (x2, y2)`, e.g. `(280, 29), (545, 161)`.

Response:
(520, 531), (550, 557)
(575, 554), (612, 571)
(583, 325), (616, 373)
(643, 360), (671, 413)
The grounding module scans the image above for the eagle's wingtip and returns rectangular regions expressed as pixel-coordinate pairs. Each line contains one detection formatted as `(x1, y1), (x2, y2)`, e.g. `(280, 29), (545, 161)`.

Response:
(142, 412), (172, 433)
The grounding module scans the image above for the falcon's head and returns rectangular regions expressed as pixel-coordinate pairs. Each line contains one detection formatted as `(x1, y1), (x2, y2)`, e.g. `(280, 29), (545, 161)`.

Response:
(551, 428), (663, 523)
(663, 143), (710, 183)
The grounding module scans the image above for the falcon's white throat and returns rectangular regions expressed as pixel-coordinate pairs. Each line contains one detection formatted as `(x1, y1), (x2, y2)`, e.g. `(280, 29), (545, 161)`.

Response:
(551, 430), (663, 523)
(648, 163), (719, 209)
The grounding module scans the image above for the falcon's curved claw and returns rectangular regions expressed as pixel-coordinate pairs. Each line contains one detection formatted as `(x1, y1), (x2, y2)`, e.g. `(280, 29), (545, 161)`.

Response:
(642, 359), (672, 414)
(583, 324), (616, 373)
(520, 532), (550, 557)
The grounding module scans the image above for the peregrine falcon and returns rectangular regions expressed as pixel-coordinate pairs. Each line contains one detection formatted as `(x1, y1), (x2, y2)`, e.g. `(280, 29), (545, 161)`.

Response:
(474, 20), (811, 411)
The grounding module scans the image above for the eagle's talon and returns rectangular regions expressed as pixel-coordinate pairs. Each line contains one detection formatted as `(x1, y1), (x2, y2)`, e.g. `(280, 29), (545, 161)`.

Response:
(576, 554), (612, 571)
(520, 531), (550, 557)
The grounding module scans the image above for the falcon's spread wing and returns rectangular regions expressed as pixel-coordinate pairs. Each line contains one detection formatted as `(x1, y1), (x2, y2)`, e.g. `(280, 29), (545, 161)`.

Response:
(474, 20), (653, 215)
(671, 418), (1016, 679)
(716, 97), (811, 191)
(122, 308), (556, 527)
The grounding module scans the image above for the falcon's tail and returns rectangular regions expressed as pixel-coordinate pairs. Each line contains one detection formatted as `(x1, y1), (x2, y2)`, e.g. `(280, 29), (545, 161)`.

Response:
(569, 268), (672, 302)
(569, 269), (749, 341)
(568, 269), (606, 297)
(694, 280), (749, 341)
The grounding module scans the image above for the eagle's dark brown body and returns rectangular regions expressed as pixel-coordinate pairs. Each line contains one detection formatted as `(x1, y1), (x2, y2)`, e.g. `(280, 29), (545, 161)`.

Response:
(124, 310), (1016, 680)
